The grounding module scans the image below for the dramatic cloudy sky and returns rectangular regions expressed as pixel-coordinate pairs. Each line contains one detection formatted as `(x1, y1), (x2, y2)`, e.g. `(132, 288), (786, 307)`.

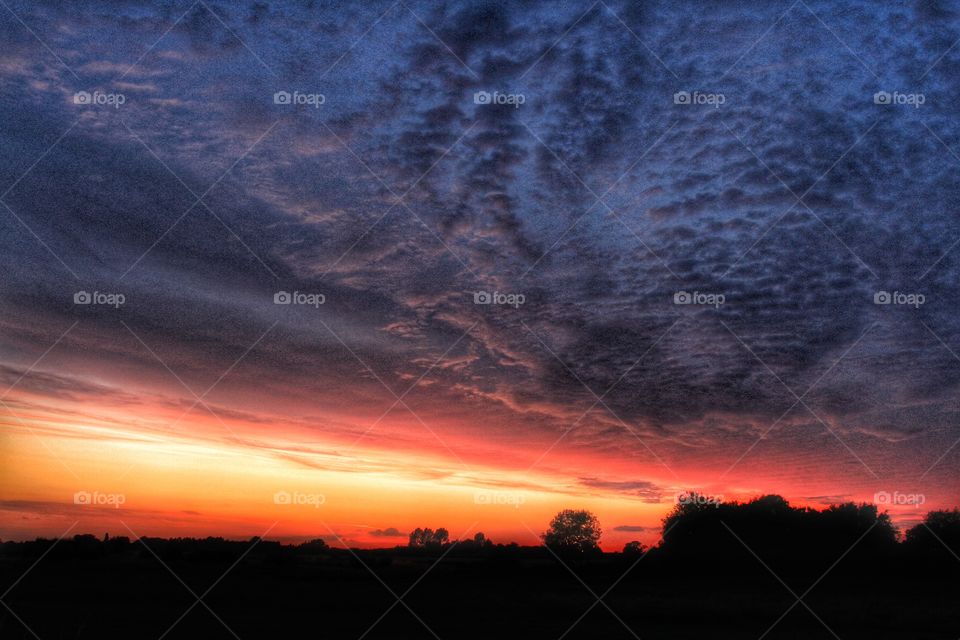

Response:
(1, 0), (959, 546)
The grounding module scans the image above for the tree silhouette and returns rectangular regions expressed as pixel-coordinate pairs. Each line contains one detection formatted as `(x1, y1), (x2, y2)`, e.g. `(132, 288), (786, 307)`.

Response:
(542, 509), (601, 553)
(622, 540), (646, 556)
(905, 509), (960, 553)
(408, 527), (449, 548)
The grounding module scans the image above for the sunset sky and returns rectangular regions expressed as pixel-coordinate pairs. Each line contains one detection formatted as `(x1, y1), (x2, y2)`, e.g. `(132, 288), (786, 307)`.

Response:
(1, 0), (959, 550)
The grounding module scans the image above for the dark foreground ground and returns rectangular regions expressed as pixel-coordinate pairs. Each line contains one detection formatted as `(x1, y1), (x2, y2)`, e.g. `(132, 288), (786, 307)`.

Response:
(1, 543), (957, 639)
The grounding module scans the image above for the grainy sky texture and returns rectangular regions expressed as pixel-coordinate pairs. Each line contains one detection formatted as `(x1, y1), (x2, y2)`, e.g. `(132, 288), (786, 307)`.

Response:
(1, 0), (958, 546)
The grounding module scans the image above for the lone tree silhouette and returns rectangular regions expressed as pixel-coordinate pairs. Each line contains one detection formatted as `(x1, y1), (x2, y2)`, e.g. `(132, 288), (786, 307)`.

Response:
(543, 509), (601, 553)
(622, 540), (646, 556)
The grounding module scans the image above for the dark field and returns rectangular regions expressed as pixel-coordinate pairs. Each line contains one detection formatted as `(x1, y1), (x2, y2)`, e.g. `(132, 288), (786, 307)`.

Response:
(2, 541), (957, 639)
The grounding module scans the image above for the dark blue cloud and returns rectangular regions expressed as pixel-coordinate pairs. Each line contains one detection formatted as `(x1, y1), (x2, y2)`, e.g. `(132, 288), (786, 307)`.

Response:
(1, 0), (959, 494)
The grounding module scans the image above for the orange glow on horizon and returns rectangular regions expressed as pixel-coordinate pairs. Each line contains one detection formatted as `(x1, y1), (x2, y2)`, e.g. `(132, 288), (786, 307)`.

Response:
(0, 385), (947, 550)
